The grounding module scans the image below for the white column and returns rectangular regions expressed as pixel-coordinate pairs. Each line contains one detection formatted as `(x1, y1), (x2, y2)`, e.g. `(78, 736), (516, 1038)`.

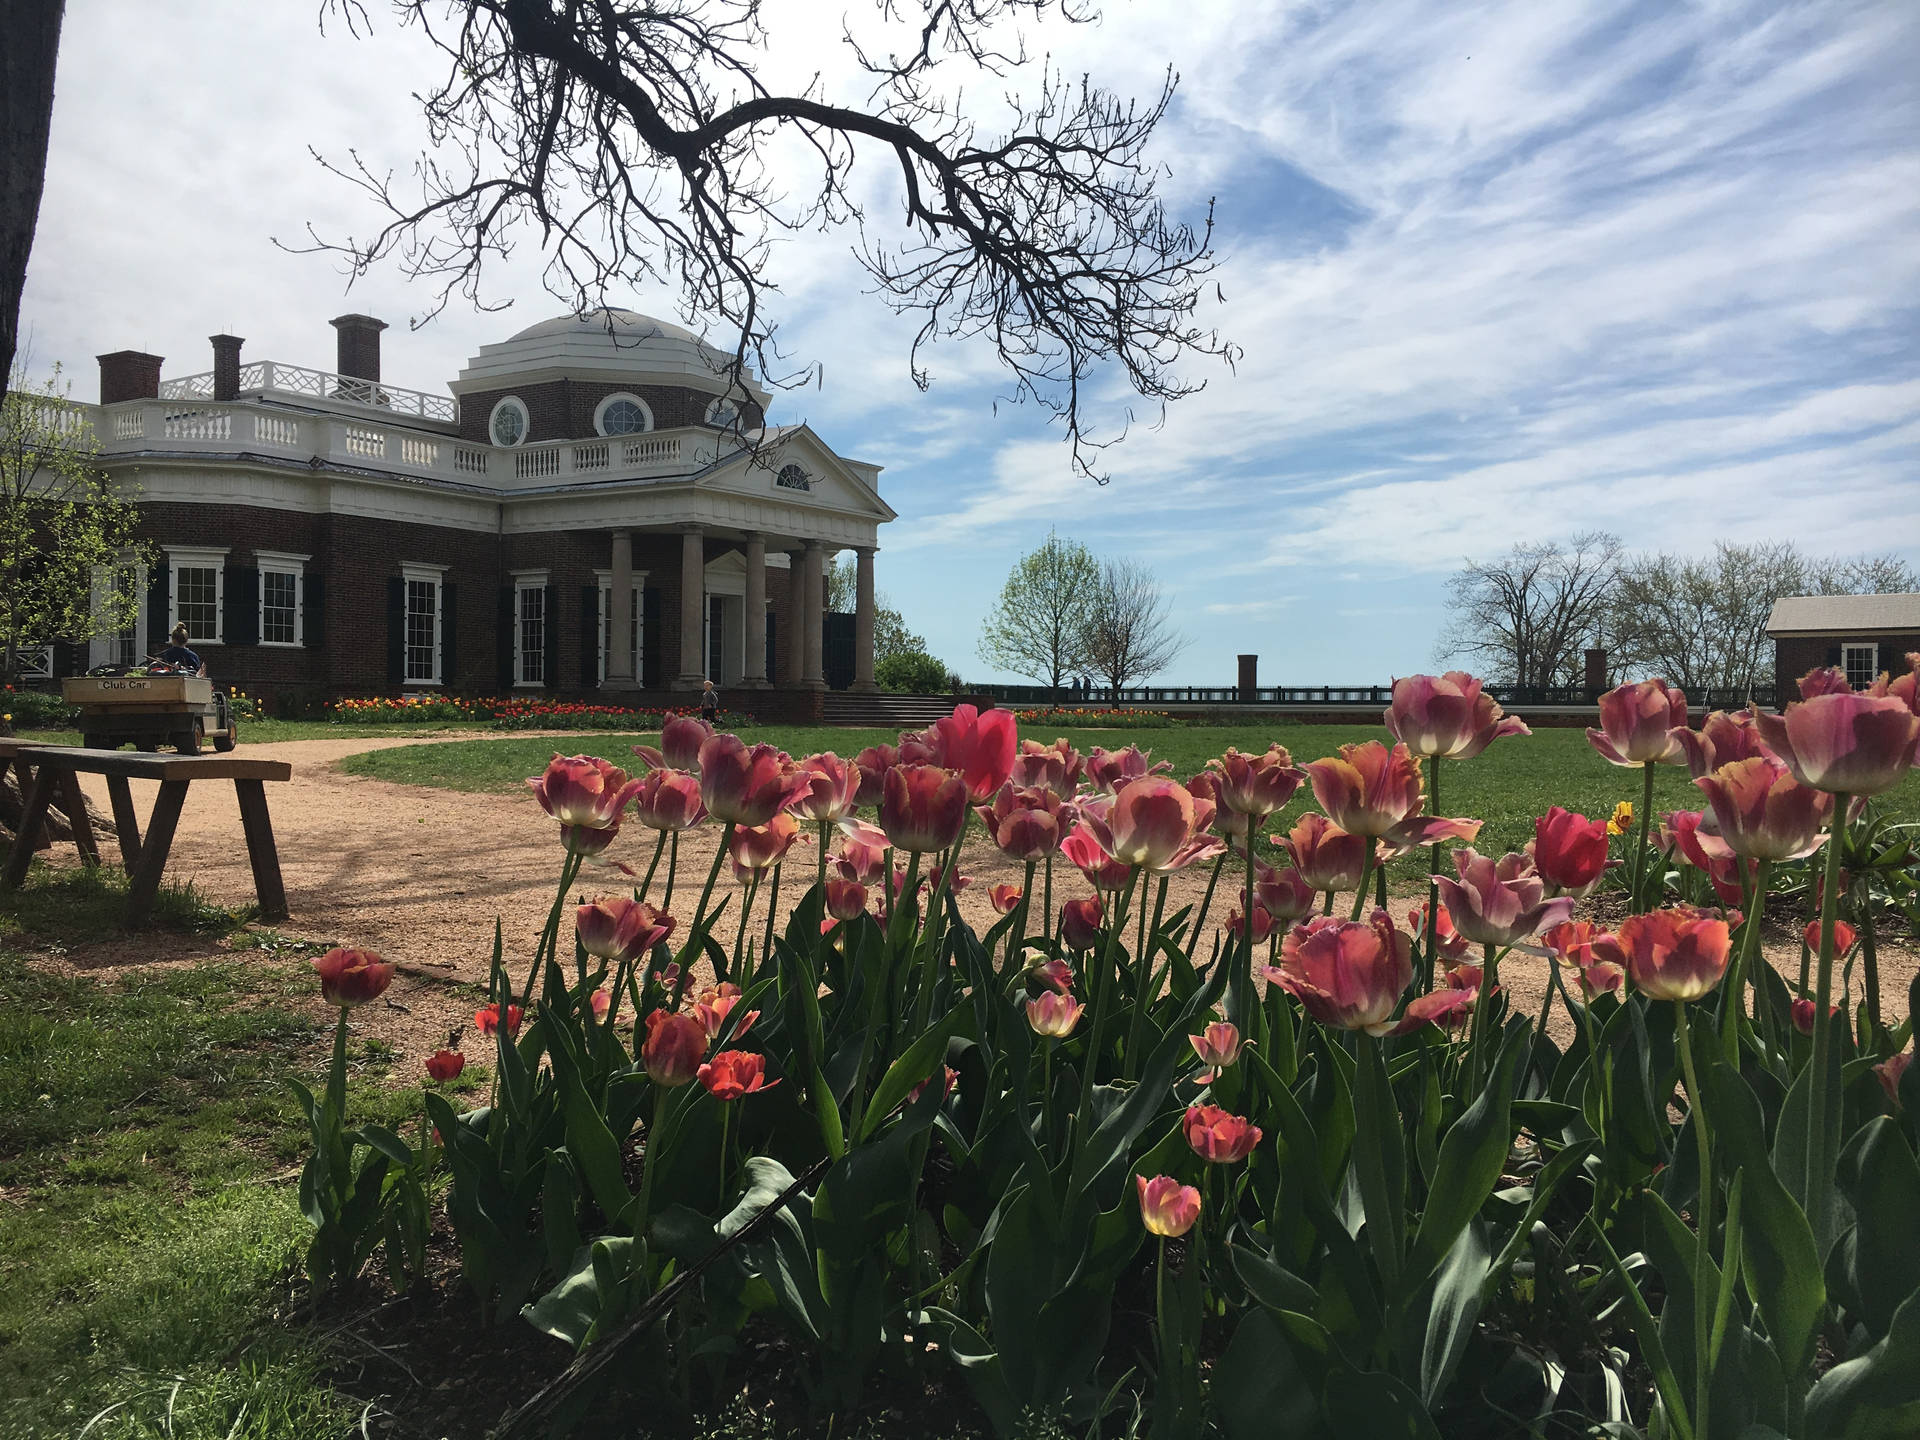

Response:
(742, 533), (768, 686)
(675, 525), (705, 689)
(853, 545), (877, 691)
(801, 541), (826, 688)
(780, 549), (805, 687)
(605, 529), (637, 690)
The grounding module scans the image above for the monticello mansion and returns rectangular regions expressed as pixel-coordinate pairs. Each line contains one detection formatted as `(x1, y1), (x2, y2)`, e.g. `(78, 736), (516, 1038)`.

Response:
(64, 308), (895, 714)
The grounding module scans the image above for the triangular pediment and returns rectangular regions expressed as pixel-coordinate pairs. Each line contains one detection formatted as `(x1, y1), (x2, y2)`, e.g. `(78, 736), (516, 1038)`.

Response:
(697, 425), (895, 521)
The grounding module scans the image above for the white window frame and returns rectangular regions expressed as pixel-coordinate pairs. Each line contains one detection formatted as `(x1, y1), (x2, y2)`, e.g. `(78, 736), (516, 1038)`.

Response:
(88, 557), (149, 669)
(704, 395), (741, 430)
(593, 568), (648, 683)
(401, 561), (446, 686)
(594, 392), (654, 437)
(1841, 643), (1879, 690)
(167, 545), (229, 645)
(512, 568), (550, 688)
(488, 396), (529, 448)
(255, 550), (309, 648)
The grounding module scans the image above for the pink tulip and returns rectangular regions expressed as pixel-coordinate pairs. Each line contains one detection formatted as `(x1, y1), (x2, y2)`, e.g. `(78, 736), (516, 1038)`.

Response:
(529, 753), (642, 830)
(1674, 709), (1773, 780)
(1255, 866), (1318, 924)
(1030, 957), (1075, 994)
(1875, 1050), (1912, 1107)
(1085, 745), (1171, 795)
(698, 735), (810, 826)
(1802, 918), (1857, 957)
(1060, 824), (1136, 892)
(1754, 692), (1920, 796)
(1059, 897), (1105, 949)
(879, 764), (970, 853)
(908, 1065), (959, 1105)
(1694, 756), (1832, 861)
(928, 704), (1019, 800)
(824, 878), (869, 921)
(1304, 742), (1424, 839)
(1881, 652), (1919, 713)
(1189, 1021), (1247, 1081)
(1531, 808), (1609, 894)
(1799, 667), (1856, 699)
(1026, 990), (1084, 1038)
(1207, 744), (1308, 817)
(1226, 905), (1274, 944)
(1434, 849), (1573, 948)
(830, 826), (890, 885)
(1184, 1104), (1262, 1163)
(974, 784), (1072, 861)
(630, 769), (707, 831)
(1542, 920), (1624, 1000)
(1136, 1174), (1201, 1237)
(1083, 777), (1225, 874)
(692, 984), (757, 1042)
(1667, 810), (1751, 910)
(1283, 812), (1367, 893)
(641, 1009), (707, 1086)
(1373, 814), (1484, 863)
(1384, 672), (1531, 760)
(729, 812), (804, 879)
(790, 753), (862, 824)
(1587, 679), (1689, 768)
(632, 714), (714, 772)
(1389, 985), (1478, 1036)
(989, 883), (1023, 915)
(699, 1050), (779, 1101)
(1271, 911), (1413, 1035)
(1011, 738), (1083, 800)
(1790, 998), (1840, 1037)
(852, 743), (900, 808)
(575, 896), (675, 964)
(1408, 901), (1472, 966)
(1186, 770), (1252, 847)
(1597, 906), (1732, 1003)
(312, 947), (394, 1008)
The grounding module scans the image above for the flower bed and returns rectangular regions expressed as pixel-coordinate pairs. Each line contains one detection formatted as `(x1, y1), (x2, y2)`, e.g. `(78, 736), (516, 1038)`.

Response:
(1013, 705), (1175, 729)
(293, 671), (1920, 1438)
(322, 695), (737, 730)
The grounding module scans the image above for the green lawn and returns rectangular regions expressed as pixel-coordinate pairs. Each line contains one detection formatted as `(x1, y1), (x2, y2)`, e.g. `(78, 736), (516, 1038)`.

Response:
(338, 723), (1920, 855)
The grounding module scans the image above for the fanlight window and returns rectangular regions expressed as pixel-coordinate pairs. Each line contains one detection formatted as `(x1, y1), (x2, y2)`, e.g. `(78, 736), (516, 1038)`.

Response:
(706, 397), (740, 430)
(489, 397), (528, 447)
(776, 464), (811, 492)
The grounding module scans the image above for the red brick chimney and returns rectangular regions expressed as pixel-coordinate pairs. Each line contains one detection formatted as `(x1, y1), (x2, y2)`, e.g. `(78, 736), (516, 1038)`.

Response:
(211, 335), (244, 400)
(330, 314), (387, 382)
(97, 350), (165, 404)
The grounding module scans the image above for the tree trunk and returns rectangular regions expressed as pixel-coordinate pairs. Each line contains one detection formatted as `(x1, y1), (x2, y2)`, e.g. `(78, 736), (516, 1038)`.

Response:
(0, 0), (66, 403)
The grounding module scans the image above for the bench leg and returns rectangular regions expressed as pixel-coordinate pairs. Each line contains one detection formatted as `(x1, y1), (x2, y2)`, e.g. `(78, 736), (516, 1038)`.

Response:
(106, 775), (143, 870)
(126, 781), (189, 927)
(2, 765), (57, 889)
(233, 778), (288, 923)
(53, 768), (100, 867)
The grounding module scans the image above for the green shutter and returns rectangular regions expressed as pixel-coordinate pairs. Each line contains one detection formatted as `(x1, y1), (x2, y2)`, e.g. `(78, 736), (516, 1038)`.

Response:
(641, 587), (662, 688)
(496, 588), (515, 691)
(302, 573), (325, 648)
(225, 567), (260, 646)
(542, 583), (559, 690)
(580, 585), (600, 690)
(386, 577), (405, 688)
(441, 584), (459, 686)
(146, 566), (170, 650)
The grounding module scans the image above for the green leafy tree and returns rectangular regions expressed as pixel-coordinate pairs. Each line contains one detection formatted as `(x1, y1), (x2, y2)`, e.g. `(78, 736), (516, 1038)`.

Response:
(0, 366), (147, 681)
(875, 650), (950, 695)
(826, 554), (928, 662)
(977, 530), (1100, 690)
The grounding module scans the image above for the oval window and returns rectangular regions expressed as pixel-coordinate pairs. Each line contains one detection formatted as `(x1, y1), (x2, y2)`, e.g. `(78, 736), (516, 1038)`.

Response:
(596, 393), (653, 436)
(489, 397), (528, 447)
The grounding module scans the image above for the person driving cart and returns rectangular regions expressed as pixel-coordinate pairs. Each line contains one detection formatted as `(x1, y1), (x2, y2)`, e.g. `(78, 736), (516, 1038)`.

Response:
(155, 623), (208, 677)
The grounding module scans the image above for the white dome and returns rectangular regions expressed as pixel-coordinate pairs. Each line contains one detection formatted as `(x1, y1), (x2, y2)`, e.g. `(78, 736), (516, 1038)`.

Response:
(453, 305), (769, 405)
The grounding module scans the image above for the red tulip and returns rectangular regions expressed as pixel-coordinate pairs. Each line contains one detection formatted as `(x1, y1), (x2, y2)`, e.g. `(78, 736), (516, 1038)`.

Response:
(641, 1009), (706, 1085)
(1011, 738), (1083, 800)
(852, 743), (900, 808)
(1189, 1020), (1246, 1081)
(1059, 896), (1105, 949)
(1694, 756), (1832, 861)
(1304, 742), (1425, 838)
(474, 1002), (524, 1038)
(791, 753), (861, 824)
(1255, 866), (1317, 924)
(1207, 744), (1308, 817)
(559, 823), (621, 857)
(1085, 744), (1171, 795)
(1802, 918), (1857, 957)
(1531, 807), (1609, 894)
(1667, 811), (1750, 909)
(925, 863), (971, 894)
(1408, 901), (1472, 966)
(1754, 692), (1920, 796)
(989, 883), (1024, 915)
(1390, 985), (1479, 1035)
(1384, 672), (1530, 760)
(632, 714), (714, 772)
(1587, 679), (1688, 768)
(1284, 812), (1367, 893)
(529, 753), (642, 830)
(312, 947), (394, 1008)
(1136, 1174), (1202, 1237)
(927, 704), (1019, 800)
(630, 769), (707, 831)
(1060, 823), (1135, 892)
(1599, 906), (1732, 1003)
(1435, 849), (1574, 947)
(879, 764), (970, 853)
(576, 896), (675, 964)
(1030, 957), (1075, 994)
(1272, 911), (1413, 1034)
(1674, 709), (1773, 780)
(1185, 770), (1251, 847)
(1790, 998), (1840, 1037)
(1184, 1104), (1262, 1163)
(908, 1065), (959, 1105)
(1226, 905), (1274, 944)
(975, 784), (1071, 861)
(1084, 777), (1224, 873)
(729, 812), (804, 878)
(825, 878), (869, 921)
(692, 983), (757, 1042)
(1026, 990), (1084, 1037)
(425, 1048), (465, 1081)
(698, 1049), (779, 1100)
(1876, 1050), (1912, 1107)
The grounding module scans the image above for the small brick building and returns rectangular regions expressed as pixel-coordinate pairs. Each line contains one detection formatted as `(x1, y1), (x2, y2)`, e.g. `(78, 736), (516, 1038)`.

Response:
(75, 308), (894, 716)
(1765, 593), (1920, 704)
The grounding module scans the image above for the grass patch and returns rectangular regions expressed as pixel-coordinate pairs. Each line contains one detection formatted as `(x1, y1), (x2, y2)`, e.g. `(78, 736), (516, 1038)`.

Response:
(12, 717), (505, 747)
(338, 724), (1920, 853)
(0, 862), (253, 945)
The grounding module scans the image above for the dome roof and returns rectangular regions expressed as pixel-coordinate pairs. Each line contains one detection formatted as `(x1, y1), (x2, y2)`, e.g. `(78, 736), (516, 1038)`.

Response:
(453, 305), (770, 405)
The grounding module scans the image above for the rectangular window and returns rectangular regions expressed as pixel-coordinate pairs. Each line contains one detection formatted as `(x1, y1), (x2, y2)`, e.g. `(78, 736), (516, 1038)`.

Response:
(261, 571), (299, 645)
(517, 583), (546, 685)
(405, 578), (439, 683)
(175, 565), (220, 642)
(597, 582), (644, 682)
(1842, 643), (1879, 690)
(90, 561), (146, 669)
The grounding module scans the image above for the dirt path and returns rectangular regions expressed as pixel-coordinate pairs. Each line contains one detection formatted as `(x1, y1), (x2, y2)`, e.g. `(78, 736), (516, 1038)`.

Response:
(36, 733), (1917, 1068)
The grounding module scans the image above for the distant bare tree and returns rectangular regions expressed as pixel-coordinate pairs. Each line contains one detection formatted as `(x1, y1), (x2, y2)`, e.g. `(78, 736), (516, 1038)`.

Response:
(1437, 531), (1624, 689)
(977, 530), (1099, 691)
(310, 0), (1229, 479)
(1079, 555), (1183, 700)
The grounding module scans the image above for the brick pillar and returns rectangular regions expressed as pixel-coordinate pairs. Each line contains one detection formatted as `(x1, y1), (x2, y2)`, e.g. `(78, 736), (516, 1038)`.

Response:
(97, 350), (164, 404)
(329, 314), (387, 381)
(210, 335), (244, 401)
(1583, 648), (1608, 697)
(1237, 654), (1258, 702)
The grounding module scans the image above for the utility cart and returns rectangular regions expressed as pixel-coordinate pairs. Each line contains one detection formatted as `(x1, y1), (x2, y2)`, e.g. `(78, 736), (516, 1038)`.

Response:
(62, 671), (238, 753)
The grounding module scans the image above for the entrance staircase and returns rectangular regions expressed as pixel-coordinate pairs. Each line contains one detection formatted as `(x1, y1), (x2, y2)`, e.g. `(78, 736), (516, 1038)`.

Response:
(816, 691), (979, 729)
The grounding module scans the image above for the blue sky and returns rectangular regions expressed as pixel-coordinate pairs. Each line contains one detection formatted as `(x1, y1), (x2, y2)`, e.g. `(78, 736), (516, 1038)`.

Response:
(20, 0), (1919, 686)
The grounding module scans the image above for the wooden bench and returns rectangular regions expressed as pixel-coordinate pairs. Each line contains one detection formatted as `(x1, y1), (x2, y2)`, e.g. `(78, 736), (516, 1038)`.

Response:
(1, 745), (293, 927)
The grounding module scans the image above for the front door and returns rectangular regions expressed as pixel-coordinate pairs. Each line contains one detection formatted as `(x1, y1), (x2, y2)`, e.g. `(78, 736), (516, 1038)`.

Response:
(706, 595), (727, 683)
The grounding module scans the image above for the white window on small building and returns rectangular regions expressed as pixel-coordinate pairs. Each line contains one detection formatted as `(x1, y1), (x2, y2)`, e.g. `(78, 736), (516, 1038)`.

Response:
(595, 572), (646, 682)
(167, 546), (229, 644)
(402, 564), (444, 685)
(489, 396), (529, 447)
(595, 392), (653, 436)
(1842, 643), (1879, 690)
(256, 551), (309, 647)
(88, 559), (147, 669)
(514, 570), (549, 686)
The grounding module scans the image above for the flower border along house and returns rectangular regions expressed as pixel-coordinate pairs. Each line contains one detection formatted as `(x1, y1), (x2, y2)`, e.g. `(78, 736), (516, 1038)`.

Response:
(1766, 593), (1920, 706)
(79, 308), (894, 715)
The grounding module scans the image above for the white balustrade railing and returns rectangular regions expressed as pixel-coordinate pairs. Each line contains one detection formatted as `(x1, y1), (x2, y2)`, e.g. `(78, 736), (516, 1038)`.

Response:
(343, 425), (386, 459)
(255, 414), (300, 447)
(515, 447), (562, 480)
(574, 441), (609, 471)
(157, 360), (458, 424)
(623, 435), (682, 466)
(164, 408), (231, 441)
(454, 447), (490, 475)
